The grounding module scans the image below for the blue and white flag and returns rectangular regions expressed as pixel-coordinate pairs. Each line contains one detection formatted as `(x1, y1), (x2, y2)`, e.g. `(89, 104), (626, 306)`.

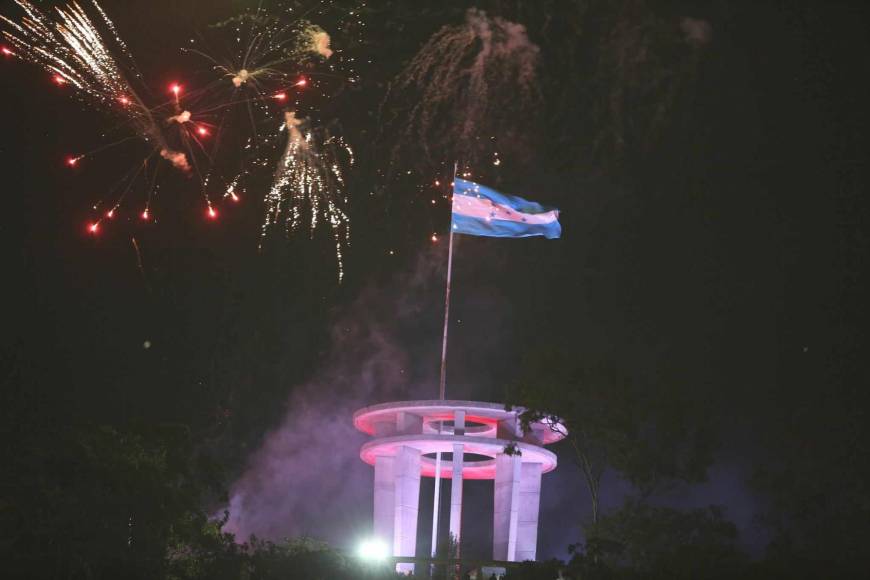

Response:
(451, 178), (561, 239)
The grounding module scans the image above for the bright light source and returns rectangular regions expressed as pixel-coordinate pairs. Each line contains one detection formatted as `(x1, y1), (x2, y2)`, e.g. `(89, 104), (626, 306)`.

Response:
(295, 77), (307, 87)
(273, 92), (287, 101)
(197, 126), (208, 136)
(170, 83), (181, 95)
(357, 538), (389, 561)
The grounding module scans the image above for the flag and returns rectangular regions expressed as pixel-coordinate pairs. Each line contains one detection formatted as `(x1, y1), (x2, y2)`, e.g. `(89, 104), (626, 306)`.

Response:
(450, 178), (561, 239)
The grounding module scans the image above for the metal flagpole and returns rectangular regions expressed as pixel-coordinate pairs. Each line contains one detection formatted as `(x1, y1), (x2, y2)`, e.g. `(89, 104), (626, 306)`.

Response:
(438, 228), (455, 400)
(432, 162), (459, 572)
(438, 161), (459, 401)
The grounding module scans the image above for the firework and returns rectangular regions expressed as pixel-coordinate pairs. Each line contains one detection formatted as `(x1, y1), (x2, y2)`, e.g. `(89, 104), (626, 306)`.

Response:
(1, 1), (187, 165)
(186, 11), (333, 103)
(2, 0), (364, 282)
(0, 0), (215, 230)
(260, 111), (353, 281)
(379, 9), (541, 181)
(183, 4), (355, 227)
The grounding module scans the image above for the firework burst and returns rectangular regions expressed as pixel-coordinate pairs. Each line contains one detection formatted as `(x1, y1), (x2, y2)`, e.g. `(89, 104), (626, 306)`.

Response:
(190, 12), (333, 93)
(260, 111), (353, 281)
(379, 9), (541, 182)
(1, 1), (187, 166)
(0, 0), (220, 229)
(2, 0), (364, 282)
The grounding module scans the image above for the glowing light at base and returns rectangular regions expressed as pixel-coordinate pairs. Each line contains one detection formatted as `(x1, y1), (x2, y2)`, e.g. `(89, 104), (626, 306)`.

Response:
(357, 539), (389, 561)
(88, 222), (99, 234)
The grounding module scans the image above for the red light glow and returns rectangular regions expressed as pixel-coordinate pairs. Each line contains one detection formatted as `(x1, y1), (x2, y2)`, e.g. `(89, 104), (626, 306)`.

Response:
(66, 156), (79, 167)
(106, 209), (115, 218)
(141, 209), (149, 220)
(118, 96), (130, 105)
(1, 47), (13, 56)
(53, 74), (67, 85)
(295, 77), (307, 87)
(229, 192), (240, 202)
(207, 206), (217, 219)
(170, 83), (181, 95)
(197, 126), (208, 136)
(88, 222), (99, 233)
(273, 92), (287, 101)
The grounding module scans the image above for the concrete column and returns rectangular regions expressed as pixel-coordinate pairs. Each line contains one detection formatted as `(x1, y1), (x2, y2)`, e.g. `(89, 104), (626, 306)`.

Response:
(373, 456), (395, 545)
(493, 453), (521, 561)
(515, 463), (543, 562)
(396, 411), (422, 435)
(393, 446), (422, 574)
(497, 414), (522, 440)
(453, 410), (466, 436)
(449, 443), (464, 548)
(449, 410), (465, 551)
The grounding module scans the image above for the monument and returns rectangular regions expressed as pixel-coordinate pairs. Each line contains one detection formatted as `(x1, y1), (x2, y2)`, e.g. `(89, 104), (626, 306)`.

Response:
(354, 399), (566, 574)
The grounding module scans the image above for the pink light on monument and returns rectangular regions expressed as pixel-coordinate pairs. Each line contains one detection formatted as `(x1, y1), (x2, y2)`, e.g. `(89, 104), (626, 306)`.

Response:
(353, 400), (566, 573)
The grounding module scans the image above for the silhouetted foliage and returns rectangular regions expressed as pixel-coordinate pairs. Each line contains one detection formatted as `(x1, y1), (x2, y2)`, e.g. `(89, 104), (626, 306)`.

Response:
(509, 349), (714, 523)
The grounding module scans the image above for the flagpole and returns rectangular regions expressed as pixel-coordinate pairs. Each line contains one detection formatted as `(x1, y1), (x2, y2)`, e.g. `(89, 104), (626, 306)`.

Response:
(439, 161), (459, 401)
(431, 162), (458, 573)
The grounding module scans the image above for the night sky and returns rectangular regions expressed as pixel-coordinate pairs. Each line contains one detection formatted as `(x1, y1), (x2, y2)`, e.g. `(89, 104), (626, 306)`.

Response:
(2, 0), (869, 571)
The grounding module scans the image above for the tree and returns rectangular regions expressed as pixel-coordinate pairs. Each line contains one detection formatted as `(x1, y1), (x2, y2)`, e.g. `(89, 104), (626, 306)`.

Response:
(0, 420), (224, 579)
(509, 348), (713, 524)
(570, 500), (745, 580)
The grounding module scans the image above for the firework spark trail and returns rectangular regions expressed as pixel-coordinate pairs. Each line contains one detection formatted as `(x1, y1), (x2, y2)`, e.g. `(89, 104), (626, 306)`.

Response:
(186, 12), (332, 98)
(380, 8), (541, 178)
(261, 111), (352, 281)
(185, 8), (342, 208)
(2, 0), (362, 282)
(0, 0), (188, 172)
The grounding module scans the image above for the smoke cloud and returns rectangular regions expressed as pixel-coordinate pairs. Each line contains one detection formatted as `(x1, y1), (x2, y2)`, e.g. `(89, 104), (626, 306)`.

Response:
(159, 148), (190, 171)
(223, 249), (449, 544)
(221, 241), (577, 558)
(680, 17), (713, 47)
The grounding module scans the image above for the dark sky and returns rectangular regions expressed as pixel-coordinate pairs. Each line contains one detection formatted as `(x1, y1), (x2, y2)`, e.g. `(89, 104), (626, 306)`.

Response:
(2, 0), (868, 564)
